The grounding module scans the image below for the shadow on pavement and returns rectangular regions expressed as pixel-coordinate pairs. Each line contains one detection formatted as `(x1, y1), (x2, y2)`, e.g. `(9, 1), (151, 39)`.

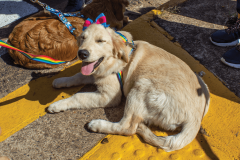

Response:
(196, 133), (219, 160)
(0, 62), (82, 106)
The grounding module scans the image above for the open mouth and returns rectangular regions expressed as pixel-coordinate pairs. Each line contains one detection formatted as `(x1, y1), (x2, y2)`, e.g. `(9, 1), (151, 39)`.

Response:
(81, 57), (104, 75)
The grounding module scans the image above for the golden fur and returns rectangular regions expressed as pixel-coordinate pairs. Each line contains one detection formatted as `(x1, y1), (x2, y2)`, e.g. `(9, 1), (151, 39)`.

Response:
(48, 24), (210, 152)
(7, 0), (129, 69)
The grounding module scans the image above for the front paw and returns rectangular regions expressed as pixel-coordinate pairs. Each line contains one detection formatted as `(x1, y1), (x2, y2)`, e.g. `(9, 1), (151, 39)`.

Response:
(52, 77), (69, 88)
(48, 100), (69, 113)
(88, 119), (103, 132)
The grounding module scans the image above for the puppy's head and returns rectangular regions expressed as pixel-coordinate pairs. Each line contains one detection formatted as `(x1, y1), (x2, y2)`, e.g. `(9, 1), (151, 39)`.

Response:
(77, 24), (133, 76)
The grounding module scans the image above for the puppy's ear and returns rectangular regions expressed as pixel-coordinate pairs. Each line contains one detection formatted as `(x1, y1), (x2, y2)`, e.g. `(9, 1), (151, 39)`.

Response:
(111, 32), (129, 63)
(112, 0), (129, 21)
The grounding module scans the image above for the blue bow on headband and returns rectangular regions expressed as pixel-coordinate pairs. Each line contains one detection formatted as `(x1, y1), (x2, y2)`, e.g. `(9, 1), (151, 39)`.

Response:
(82, 13), (110, 31)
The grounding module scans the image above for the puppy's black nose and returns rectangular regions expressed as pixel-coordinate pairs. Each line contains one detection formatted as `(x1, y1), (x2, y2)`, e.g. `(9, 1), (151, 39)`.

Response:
(78, 49), (89, 60)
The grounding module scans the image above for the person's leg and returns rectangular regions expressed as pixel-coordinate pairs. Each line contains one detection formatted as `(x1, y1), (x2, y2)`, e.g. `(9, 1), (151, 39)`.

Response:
(220, 0), (240, 68)
(210, 0), (240, 47)
(64, 0), (85, 12)
(221, 46), (240, 68)
(209, 0), (240, 68)
(237, 0), (240, 18)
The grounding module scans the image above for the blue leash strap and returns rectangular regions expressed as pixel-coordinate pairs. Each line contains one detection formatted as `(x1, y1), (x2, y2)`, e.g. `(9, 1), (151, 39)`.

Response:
(44, 5), (84, 35)
(31, 0), (84, 35)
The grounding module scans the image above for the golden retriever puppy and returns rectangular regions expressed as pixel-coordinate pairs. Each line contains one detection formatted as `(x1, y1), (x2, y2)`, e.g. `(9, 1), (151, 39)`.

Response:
(48, 24), (210, 152)
(7, 0), (129, 69)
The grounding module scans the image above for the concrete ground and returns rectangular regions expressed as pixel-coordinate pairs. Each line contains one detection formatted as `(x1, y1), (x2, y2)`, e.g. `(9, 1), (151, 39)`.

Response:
(0, 0), (240, 160)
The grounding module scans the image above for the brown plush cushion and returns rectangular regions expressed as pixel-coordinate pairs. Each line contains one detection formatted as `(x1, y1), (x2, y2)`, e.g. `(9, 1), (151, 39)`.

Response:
(8, 15), (84, 69)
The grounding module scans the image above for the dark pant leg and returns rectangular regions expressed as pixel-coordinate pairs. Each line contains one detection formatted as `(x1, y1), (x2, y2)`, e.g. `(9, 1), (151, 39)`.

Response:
(237, 0), (240, 14)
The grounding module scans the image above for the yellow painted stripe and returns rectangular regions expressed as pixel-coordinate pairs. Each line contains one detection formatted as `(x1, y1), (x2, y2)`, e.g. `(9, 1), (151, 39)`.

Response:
(0, 61), (83, 142)
(80, 10), (240, 160)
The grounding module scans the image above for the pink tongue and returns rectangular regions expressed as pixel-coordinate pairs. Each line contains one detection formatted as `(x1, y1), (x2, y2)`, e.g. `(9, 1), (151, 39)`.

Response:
(81, 61), (98, 75)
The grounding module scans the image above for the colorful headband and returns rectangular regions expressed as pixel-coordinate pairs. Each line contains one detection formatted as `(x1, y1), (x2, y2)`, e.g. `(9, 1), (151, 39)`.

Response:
(82, 13), (110, 31)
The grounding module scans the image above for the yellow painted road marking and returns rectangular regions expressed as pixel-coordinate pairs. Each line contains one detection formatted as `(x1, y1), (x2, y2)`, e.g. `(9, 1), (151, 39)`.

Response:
(0, 61), (83, 142)
(79, 10), (240, 160)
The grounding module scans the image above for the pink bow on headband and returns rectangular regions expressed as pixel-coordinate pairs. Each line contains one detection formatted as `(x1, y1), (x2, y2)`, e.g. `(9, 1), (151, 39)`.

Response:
(83, 13), (110, 31)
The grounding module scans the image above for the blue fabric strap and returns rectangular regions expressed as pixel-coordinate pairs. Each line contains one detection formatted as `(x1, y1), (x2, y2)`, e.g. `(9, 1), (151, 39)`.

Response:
(44, 5), (84, 35)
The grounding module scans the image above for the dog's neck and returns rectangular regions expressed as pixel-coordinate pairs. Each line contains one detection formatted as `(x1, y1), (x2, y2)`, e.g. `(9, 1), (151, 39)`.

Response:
(115, 31), (135, 57)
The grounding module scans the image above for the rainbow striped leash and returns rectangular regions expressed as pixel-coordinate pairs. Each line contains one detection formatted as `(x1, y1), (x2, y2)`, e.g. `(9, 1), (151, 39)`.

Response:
(117, 71), (123, 92)
(115, 31), (135, 56)
(115, 32), (136, 96)
(0, 40), (67, 65)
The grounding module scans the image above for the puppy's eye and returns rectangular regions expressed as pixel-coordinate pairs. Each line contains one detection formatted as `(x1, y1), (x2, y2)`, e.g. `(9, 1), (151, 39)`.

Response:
(97, 39), (106, 43)
(81, 36), (86, 40)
